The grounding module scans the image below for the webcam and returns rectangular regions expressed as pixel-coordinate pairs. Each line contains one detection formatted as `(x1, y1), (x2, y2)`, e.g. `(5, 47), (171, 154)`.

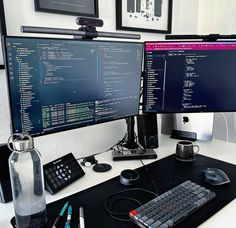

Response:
(76, 17), (104, 28)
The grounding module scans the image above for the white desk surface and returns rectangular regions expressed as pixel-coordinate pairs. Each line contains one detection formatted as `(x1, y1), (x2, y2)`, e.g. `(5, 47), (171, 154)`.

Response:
(1, 135), (236, 227)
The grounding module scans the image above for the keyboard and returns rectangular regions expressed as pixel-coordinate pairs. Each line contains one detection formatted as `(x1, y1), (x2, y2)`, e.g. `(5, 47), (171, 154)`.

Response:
(44, 153), (85, 194)
(129, 180), (216, 228)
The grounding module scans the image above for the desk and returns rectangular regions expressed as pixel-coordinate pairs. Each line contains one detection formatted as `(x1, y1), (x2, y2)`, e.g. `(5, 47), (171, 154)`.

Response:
(1, 135), (236, 227)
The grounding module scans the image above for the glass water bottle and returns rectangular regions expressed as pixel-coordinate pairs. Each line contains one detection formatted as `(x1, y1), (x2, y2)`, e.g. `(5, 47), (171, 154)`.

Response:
(8, 134), (47, 228)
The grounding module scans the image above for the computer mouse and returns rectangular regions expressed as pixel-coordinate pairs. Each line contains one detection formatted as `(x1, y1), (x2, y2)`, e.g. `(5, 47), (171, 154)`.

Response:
(93, 163), (112, 173)
(202, 168), (230, 186)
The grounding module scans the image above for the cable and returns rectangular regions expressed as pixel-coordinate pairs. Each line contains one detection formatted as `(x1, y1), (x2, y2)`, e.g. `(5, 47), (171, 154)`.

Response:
(107, 133), (128, 151)
(106, 197), (141, 222)
(136, 135), (159, 195)
(221, 112), (229, 142)
(109, 130), (140, 154)
(140, 159), (159, 195)
(104, 188), (158, 222)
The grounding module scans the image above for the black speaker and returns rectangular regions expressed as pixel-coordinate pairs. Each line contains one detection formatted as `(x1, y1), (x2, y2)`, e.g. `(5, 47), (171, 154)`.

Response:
(0, 143), (13, 203)
(137, 114), (159, 149)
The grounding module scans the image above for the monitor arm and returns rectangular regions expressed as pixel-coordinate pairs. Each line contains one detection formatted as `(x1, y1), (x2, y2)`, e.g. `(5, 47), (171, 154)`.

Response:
(123, 117), (139, 149)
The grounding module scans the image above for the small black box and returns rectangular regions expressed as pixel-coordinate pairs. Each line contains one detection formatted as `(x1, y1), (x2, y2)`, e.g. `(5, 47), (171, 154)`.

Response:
(137, 114), (159, 149)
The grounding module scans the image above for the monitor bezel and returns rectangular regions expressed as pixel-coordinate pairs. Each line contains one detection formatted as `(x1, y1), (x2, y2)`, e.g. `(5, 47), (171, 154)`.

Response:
(4, 36), (143, 137)
(143, 40), (236, 114)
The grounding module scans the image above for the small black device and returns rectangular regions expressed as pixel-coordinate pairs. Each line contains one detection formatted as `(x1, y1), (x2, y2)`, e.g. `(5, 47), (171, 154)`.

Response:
(93, 163), (112, 173)
(112, 148), (157, 161)
(76, 17), (103, 27)
(202, 168), (230, 186)
(80, 155), (98, 167)
(137, 114), (159, 148)
(171, 129), (197, 141)
(76, 17), (104, 39)
(0, 143), (13, 203)
(43, 153), (85, 195)
(120, 169), (140, 186)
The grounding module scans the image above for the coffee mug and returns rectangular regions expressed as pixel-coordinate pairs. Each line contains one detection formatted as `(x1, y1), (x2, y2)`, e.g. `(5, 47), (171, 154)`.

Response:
(175, 141), (199, 161)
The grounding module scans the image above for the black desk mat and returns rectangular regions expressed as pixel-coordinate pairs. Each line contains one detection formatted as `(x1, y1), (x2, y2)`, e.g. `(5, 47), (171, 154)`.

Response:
(11, 154), (236, 228)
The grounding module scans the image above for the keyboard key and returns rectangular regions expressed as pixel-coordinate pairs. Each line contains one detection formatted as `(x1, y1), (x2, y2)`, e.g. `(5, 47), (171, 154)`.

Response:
(149, 220), (162, 228)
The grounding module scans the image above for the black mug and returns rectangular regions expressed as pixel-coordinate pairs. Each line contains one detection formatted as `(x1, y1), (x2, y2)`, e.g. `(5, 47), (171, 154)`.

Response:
(175, 141), (199, 161)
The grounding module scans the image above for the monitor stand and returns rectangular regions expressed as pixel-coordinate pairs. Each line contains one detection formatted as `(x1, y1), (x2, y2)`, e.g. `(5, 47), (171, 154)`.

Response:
(161, 113), (214, 141)
(174, 113), (214, 141)
(112, 117), (157, 161)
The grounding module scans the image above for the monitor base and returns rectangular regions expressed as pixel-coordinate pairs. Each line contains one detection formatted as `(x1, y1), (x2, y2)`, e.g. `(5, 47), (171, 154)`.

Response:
(112, 148), (157, 161)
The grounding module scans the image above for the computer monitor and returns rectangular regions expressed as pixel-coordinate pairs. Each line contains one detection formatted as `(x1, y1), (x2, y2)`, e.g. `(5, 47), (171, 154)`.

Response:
(5, 36), (143, 136)
(143, 41), (236, 113)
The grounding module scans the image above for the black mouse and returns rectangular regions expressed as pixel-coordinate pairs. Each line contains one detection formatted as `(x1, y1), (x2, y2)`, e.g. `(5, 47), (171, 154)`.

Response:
(202, 168), (230, 186)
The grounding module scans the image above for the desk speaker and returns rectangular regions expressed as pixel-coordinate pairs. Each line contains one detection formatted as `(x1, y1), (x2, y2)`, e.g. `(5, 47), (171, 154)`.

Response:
(0, 143), (13, 203)
(137, 114), (159, 149)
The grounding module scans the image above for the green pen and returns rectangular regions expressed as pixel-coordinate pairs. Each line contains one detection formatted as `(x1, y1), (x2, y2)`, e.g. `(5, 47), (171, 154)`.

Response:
(52, 201), (69, 228)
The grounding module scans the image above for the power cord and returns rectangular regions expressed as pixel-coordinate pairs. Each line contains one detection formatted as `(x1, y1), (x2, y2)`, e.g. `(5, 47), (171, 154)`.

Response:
(220, 112), (229, 142)
(140, 159), (159, 195)
(104, 188), (158, 222)
(108, 132), (139, 154)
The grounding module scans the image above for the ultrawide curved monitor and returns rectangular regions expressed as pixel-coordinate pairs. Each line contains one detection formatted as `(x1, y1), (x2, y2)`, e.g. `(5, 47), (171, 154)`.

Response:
(144, 41), (236, 113)
(5, 36), (143, 136)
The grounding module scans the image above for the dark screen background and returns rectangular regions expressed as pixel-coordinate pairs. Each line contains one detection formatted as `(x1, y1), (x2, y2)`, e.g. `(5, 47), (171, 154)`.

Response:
(144, 47), (236, 113)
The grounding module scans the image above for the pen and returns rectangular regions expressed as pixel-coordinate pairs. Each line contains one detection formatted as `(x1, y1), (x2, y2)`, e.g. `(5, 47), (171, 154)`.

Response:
(52, 201), (69, 228)
(79, 206), (85, 228)
(64, 205), (72, 228)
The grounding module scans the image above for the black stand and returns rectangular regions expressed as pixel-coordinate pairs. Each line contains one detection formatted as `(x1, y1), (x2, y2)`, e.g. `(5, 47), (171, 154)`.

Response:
(123, 117), (139, 149)
(74, 18), (113, 171)
(112, 117), (157, 161)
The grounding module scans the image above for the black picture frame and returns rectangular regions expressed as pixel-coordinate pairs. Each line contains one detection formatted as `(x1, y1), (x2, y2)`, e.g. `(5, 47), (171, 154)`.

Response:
(34, 0), (99, 18)
(116, 0), (172, 34)
(0, 0), (6, 69)
(0, 35), (4, 69)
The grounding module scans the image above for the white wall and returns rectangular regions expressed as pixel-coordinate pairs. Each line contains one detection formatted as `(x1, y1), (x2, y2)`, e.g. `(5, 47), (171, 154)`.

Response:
(172, 0), (199, 34)
(198, 0), (236, 34)
(198, 0), (236, 143)
(3, 0), (199, 40)
(0, 0), (199, 163)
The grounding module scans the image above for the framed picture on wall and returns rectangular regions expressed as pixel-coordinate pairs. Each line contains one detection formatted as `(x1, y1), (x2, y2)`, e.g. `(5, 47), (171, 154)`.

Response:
(116, 0), (172, 34)
(0, 0), (6, 69)
(0, 38), (4, 69)
(35, 0), (99, 18)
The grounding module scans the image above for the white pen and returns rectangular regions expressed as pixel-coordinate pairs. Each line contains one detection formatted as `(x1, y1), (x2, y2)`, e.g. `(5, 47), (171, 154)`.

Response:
(79, 206), (85, 228)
